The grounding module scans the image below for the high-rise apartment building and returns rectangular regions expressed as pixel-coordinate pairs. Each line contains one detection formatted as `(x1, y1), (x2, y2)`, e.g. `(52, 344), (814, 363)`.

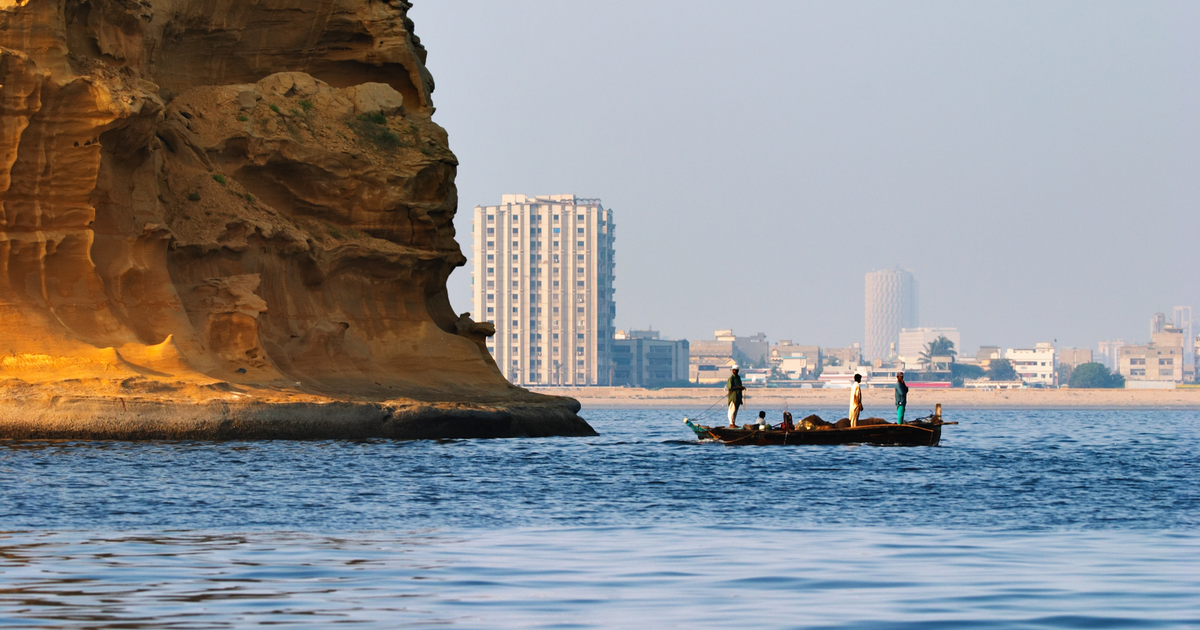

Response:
(1173, 306), (1194, 368)
(864, 269), (918, 361)
(471, 194), (616, 386)
(1096, 340), (1128, 370)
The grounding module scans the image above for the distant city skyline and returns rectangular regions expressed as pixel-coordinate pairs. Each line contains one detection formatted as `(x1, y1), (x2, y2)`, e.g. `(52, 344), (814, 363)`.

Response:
(412, 1), (1200, 351)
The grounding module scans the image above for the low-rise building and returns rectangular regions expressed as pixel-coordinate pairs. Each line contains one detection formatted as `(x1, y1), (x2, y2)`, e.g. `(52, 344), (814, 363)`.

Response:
(1119, 328), (1185, 383)
(770, 340), (820, 380)
(1194, 335), (1200, 383)
(1006, 343), (1056, 386)
(688, 336), (734, 384)
(611, 330), (689, 387)
(898, 327), (961, 363)
(975, 346), (1002, 368)
(712, 329), (769, 365)
(1057, 347), (1094, 383)
(822, 345), (862, 368)
(817, 363), (871, 389)
(688, 330), (770, 382)
(963, 379), (1024, 390)
(1058, 348), (1093, 368)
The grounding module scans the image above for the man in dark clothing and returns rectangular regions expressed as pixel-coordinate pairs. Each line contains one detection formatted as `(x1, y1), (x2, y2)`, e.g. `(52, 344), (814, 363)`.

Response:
(895, 372), (909, 424)
(726, 367), (745, 427)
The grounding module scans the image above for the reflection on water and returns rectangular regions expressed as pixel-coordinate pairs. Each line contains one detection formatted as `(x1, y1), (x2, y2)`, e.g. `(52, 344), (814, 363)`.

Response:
(0, 409), (1197, 627)
(0, 528), (1197, 629)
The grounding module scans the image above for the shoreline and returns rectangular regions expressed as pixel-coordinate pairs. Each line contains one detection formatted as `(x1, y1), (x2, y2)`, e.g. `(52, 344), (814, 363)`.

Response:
(529, 386), (1200, 411)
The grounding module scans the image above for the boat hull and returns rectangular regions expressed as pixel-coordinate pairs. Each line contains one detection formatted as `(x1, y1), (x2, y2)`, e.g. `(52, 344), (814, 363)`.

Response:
(687, 420), (943, 447)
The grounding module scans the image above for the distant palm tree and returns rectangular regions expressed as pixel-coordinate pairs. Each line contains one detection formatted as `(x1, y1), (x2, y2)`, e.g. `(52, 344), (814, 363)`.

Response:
(919, 335), (957, 370)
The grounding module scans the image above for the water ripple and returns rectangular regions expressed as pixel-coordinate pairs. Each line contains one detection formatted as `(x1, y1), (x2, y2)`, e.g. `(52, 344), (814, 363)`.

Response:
(0, 408), (1196, 627)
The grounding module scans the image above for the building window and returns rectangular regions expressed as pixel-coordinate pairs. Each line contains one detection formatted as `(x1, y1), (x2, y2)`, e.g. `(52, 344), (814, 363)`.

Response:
(487, 254), (494, 261)
(487, 267), (494, 275)
(486, 241), (494, 247)
(487, 281), (494, 289)
(577, 267), (584, 274)
(512, 307), (519, 313)
(577, 227), (585, 234)
(512, 321), (519, 327)
(486, 294), (494, 301)
(553, 241), (560, 247)
(576, 215), (584, 221)
(577, 281), (585, 287)
(487, 215), (494, 221)
(577, 241), (584, 247)
(487, 228), (494, 235)
(1160, 358), (1174, 365)
(512, 241), (519, 247)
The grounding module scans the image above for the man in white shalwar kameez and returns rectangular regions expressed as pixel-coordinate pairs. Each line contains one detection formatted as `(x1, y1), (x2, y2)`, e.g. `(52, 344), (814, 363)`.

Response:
(849, 373), (864, 427)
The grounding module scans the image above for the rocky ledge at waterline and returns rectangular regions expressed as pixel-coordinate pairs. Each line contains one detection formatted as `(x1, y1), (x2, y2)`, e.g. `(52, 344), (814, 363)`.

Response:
(0, 0), (593, 439)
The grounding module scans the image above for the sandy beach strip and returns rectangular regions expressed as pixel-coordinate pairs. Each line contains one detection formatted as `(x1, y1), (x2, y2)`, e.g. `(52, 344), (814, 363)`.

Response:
(529, 386), (1200, 411)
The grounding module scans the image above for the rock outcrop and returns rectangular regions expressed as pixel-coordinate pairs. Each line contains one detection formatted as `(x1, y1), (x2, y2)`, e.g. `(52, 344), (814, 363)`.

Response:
(0, 0), (593, 439)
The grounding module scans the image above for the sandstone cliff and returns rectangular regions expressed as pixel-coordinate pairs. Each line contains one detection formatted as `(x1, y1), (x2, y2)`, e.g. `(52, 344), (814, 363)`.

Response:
(0, 0), (593, 439)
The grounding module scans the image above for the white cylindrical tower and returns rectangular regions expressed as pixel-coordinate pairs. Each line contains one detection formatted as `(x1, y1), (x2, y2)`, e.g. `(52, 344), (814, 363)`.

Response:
(864, 269), (918, 361)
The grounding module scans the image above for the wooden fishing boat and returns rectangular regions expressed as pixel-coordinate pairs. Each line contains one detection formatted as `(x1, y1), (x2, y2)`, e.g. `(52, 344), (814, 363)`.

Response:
(684, 404), (954, 447)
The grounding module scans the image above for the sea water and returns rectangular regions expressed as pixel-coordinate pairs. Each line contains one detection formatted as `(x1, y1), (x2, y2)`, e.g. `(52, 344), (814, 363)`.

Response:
(0, 408), (1196, 628)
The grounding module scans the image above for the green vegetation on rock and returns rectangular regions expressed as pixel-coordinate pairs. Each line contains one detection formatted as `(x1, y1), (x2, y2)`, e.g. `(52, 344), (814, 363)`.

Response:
(349, 115), (402, 150)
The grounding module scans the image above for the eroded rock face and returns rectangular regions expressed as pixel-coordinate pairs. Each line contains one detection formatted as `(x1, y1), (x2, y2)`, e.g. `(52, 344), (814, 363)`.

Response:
(0, 0), (591, 438)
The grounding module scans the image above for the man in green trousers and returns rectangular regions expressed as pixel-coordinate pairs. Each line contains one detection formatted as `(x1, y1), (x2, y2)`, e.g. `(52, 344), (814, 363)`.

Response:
(895, 372), (909, 424)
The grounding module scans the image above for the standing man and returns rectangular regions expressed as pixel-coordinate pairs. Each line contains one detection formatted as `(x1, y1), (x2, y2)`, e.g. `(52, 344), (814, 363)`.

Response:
(849, 373), (863, 427)
(726, 366), (745, 428)
(895, 372), (909, 425)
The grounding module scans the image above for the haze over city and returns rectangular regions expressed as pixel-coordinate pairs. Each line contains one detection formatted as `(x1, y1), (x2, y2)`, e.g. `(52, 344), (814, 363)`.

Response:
(413, 0), (1200, 352)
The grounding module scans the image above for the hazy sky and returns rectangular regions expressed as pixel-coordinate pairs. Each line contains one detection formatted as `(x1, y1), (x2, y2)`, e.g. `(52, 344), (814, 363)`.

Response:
(410, 1), (1199, 353)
